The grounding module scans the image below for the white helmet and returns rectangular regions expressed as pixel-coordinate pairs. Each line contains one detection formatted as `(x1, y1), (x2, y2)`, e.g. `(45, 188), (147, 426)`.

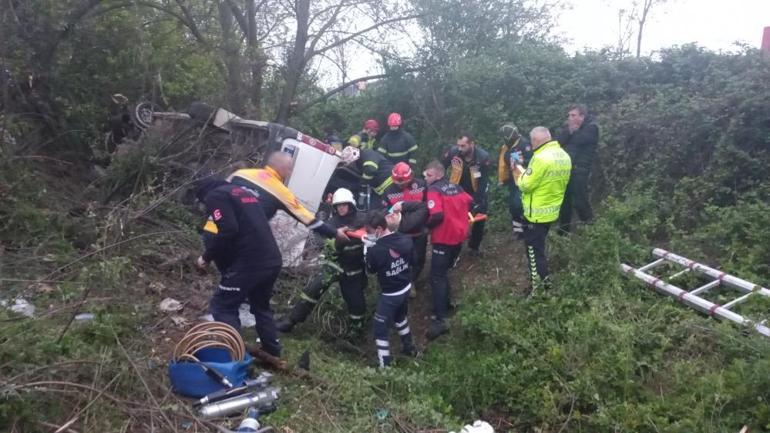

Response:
(332, 188), (356, 206)
(340, 146), (360, 164)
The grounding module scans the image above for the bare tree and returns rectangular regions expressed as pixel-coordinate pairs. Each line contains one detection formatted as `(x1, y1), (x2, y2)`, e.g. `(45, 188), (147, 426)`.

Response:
(274, 0), (422, 123)
(635, 0), (669, 58)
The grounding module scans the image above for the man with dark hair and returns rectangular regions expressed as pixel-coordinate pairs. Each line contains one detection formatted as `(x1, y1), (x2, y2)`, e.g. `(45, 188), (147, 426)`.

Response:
(423, 160), (473, 340)
(442, 133), (491, 255)
(558, 104), (598, 234)
(364, 208), (416, 367)
(194, 177), (283, 357)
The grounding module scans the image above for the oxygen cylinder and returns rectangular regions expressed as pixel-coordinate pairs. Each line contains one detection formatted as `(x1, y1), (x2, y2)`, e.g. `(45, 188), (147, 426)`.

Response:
(199, 387), (280, 419)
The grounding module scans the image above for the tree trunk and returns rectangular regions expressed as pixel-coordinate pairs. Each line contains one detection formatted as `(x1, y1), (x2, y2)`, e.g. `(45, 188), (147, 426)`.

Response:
(219, 2), (245, 114)
(245, 0), (264, 119)
(275, 0), (310, 124)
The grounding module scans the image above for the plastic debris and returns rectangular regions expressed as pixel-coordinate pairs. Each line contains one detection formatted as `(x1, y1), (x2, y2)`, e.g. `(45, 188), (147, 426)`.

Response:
(159, 297), (183, 312)
(74, 313), (95, 321)
(1, 298), (35, 318)
(170, 315), (189, 327)
(199, 303), (255, 327)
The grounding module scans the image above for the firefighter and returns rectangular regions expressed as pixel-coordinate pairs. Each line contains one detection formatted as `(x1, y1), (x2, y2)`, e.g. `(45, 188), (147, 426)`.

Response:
(227, 151), (346, 241)
(364, 208), (416, 367)
(512, 127), (571, 294)
(423, 160), (473, 340)
(340, 146), (394, 209)
(194, 177), (284, 357)
(443, 133), (491, 255)
(498, 123), (533, 239)
(377, 112), (418, 166)
(347, 119), (380, 150)
(276, 188), (367, 334)
(381, 162), (428, 297)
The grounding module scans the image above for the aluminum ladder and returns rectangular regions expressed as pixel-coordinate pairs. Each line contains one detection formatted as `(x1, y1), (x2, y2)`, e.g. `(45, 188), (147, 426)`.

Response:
(621, 248), (770, 337)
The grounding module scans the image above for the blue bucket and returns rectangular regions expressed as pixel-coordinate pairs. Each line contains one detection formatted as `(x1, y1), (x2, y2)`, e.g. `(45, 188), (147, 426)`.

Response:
(168, 347), (253, 398)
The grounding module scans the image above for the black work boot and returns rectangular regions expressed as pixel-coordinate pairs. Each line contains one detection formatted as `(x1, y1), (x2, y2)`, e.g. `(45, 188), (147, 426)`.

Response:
(426, 319), (449, 341)
(276, 317), (295, 333)
(347, 318), (365, 340)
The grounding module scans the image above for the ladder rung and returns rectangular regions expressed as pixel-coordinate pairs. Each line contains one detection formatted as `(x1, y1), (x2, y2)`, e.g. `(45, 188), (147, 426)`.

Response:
(690, 279), (720, 296)
(667, 268), (691, 280)
(722, 293), (753, 310)
(639, 258), (666, 272)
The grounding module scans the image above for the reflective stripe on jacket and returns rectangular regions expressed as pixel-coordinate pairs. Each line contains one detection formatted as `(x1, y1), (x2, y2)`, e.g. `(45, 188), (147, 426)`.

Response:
(377, 129), (418, 165)
(517, 141), (571, 223)
(348, 131), (377, 150)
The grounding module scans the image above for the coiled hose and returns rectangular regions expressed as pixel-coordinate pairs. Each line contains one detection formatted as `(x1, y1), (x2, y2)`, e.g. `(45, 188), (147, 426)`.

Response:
(173, 322), (246, 362)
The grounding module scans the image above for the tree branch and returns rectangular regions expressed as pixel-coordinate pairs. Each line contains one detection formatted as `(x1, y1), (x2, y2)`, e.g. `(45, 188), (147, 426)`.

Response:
(224, 0), (248, 34)
(309, 13), (423, 58)
(304, 1), (348, 60)
(172, 0), (208, 46)
(302, 68), (423, 109)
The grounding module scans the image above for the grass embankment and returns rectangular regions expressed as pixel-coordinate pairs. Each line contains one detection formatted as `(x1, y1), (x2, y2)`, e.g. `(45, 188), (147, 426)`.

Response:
(2, 160), (769, 433)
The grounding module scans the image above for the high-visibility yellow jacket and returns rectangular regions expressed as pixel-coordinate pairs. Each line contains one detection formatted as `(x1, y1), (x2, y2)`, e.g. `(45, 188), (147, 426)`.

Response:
(517, 140), (571, 223)
(347, 130), (377, 150)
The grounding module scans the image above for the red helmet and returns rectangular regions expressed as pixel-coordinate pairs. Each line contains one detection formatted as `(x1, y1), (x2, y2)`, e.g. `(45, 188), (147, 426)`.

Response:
(387, 112), (402, 127)
(391, 162), (412, 183)
(363, 119), (379, 132)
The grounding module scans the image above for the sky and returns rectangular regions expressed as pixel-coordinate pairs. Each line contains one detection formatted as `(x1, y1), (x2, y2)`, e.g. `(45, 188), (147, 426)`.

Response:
(317, 0), (770, 87)
(557, 0), (770, 55)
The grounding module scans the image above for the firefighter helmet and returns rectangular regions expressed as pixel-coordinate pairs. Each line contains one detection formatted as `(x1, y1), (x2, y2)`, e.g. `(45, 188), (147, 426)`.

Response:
(332, 188), (356, 206)
(387, 112), (402, 127)
(364, 119), (380, 132)
(391, 162), (412, 183)
(500, 123), (520, 141)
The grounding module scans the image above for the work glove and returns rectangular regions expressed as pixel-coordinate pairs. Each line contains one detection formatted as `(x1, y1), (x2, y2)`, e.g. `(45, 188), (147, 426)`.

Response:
(510, 150), (523, 166)
(362, 234), (377, 256)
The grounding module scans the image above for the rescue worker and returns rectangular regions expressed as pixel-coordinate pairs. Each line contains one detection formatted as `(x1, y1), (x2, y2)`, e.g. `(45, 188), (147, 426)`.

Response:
(227, 152), (346, 241)
(341, 146), (394, 209)
(443, 133), (491, 255)
(513, 127), (571, 293)
(194, 177), (284, 357)
(557, 104), (598, 234)
(498, 123), (533, 239)
(347, 119), (380, 150)
(325, 129), (344, 152)
(423, 160), (473, 340)
(364, 208), (416, 367)
(276, 188), (367, 334)
(381, 162), (428, 297)
(377, 112), (418, 166)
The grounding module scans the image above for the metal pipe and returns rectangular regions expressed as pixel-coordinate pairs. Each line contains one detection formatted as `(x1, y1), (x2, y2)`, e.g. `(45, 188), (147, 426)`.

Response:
(722, 293), (754, 310)
(621, 264), (770, 337)
(667, 268), (691, 280)
(653, 248), (770, 297)
(690, 280), (720, 296)
(638, 258), (665, 272)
